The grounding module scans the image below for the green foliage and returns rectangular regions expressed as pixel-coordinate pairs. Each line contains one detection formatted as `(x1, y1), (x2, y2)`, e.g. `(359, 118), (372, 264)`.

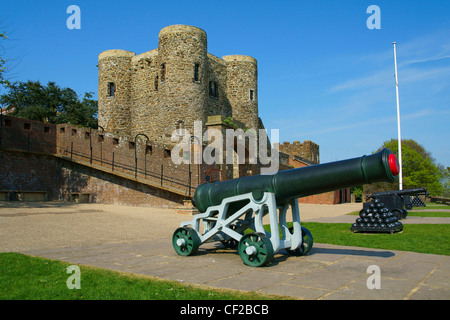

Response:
(0, 80), (98, 128)
(350, 186), (363, 201)
(367, 139), (444, 196)
(441, 167), (450, 198)
(0, 31), (9, 87)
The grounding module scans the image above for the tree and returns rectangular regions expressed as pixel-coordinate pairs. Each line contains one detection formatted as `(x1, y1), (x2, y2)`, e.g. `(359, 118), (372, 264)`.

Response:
(0, 80), (98, 128)
(0, 31), (9, 87)
(441, 167), (450, 198)
(366, 139), (443, 196)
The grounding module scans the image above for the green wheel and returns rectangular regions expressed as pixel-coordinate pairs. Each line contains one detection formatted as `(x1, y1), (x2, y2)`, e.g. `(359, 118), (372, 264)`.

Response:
(172, 227), (201, 256)
(286, 226), (314, 256)
(238, 233), (274, 267)
(220, 224), (239, 249)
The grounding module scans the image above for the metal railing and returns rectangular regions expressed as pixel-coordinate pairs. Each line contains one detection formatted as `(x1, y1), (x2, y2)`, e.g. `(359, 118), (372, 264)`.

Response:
(0, 121), (199, 196)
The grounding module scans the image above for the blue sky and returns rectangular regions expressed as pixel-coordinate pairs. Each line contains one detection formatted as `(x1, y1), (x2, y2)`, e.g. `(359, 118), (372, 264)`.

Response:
(1, 0), (449, 167)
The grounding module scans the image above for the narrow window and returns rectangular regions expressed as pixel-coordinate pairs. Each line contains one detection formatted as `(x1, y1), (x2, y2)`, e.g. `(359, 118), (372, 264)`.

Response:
(176, 120), (185, 131)
(249, 89), (255, 101)
(154, 75), (159, 91)
(164, 149), (171, 158)
(84, 132), (90, 140)
(161, 63), (166, 82)
(112, 138), (119, 145)
(72, 128), (77, 136)
(59, 127), (65, 133)
(107, 82), (115, 97)
(24, 123), (31, 130)
(146, 145), (152, 155)
(44, 126), (50, 134)
(194, 63), (200, 82)
(98, 134), (104, 142)
(129, 141), (135, 149)
(209, 81), (218, 98)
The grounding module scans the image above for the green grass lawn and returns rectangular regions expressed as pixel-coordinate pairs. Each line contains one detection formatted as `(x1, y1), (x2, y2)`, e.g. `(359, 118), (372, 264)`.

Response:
(1, 209), (448, 300)
(348, 210), (450, 217)
(0, 252), (283, 300)
(300, 222), (450, 256)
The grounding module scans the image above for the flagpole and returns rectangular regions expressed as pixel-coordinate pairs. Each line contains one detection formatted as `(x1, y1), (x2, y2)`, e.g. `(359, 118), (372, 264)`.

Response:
(393, 42), (403, 190)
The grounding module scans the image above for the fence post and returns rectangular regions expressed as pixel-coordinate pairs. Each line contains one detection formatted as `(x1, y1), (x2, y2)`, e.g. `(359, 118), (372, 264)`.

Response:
(135, 156), (138, 178)
(188, 170), (192, 197)
(144, 153), (147, 178)
(89, 128), (92, 165)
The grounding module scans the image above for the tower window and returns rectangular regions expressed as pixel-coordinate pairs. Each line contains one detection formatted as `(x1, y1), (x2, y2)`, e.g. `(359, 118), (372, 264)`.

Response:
(209, 81), (218, 98)
(194, 63), (200, 82)
(249, 89), (255, 101)
(154, 75), (159, 91)
(161, 63), (166, 82)
(107, 82), (115, 97)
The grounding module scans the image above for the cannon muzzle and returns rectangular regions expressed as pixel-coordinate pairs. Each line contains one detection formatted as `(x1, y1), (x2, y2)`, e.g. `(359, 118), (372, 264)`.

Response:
(193, 148), (399, 213)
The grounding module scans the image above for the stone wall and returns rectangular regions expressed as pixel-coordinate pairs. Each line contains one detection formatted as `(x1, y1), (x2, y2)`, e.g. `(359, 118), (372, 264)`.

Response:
(277, 140), (320, 164)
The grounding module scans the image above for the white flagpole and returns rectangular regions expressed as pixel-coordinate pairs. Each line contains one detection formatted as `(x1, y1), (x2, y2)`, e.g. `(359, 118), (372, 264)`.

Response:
(393, 42), (403, 190)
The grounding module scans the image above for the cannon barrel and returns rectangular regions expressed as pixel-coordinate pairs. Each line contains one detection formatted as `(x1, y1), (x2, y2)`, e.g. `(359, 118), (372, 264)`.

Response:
(370, 187), (429, 198)
(193, 148), (399, 213)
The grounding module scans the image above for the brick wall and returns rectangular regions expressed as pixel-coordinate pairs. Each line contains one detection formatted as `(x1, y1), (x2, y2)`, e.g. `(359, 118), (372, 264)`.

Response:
(0, 149), (184, 208)
(0, 116), (56, 154)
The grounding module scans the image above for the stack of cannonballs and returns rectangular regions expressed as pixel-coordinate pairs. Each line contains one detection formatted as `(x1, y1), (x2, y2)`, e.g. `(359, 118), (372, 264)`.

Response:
(351, 199), (403, 233)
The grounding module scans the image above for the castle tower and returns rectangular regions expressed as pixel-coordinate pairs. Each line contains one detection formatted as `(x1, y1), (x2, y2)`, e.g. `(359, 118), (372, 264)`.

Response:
(223, 55), (259, 131)
(98, 50), (135, 136)
(157, 25), (209, 136)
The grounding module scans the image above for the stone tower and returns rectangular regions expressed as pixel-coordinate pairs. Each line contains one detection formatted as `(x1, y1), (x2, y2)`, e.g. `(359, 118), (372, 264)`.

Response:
(98, 50), (134, 136)
(98, 24), (260, 143)
(157, 25), (209, 135)
(223, 55), (258, 132)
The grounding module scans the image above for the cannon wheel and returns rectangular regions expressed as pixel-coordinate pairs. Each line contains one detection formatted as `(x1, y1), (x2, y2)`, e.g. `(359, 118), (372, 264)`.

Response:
(238, 232), (274, 267)
(286, 226), (314, 256)
(220, 224), (239, 249)
(392, 209), (403, 220)
(172, 227), (201, 256)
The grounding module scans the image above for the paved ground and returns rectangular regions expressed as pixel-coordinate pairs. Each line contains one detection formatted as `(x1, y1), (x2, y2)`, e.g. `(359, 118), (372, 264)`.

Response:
(1, 201), (449, 300)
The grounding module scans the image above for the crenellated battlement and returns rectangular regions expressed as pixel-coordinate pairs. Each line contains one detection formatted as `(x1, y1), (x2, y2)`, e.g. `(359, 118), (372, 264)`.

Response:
(275, 140), (320, 164)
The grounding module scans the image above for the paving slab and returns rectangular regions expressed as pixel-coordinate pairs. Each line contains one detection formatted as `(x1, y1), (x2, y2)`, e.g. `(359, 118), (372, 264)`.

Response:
(1, 201), (449, 300)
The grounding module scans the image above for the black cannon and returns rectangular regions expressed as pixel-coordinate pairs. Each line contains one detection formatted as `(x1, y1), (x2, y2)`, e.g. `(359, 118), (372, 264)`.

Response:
(173, 148), (399, 266)
(367, 187), (429, 219)
(351, 187), (429, 234)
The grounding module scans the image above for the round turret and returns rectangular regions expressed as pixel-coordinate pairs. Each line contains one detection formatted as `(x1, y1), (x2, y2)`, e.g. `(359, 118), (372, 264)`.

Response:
(157, 25), (209, 136)
(223, 55), (258, 131)
(98, 50), (135, 136)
